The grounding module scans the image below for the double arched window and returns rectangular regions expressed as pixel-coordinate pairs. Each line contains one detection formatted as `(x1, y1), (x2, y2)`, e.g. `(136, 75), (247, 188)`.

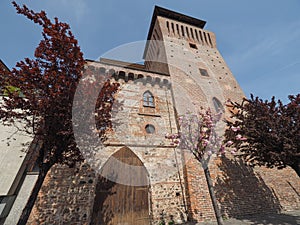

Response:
(143, 91), (155, 107)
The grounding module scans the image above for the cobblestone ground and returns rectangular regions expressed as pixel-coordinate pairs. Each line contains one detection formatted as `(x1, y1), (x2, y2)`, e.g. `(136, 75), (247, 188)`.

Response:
(183, 210), (300, 225)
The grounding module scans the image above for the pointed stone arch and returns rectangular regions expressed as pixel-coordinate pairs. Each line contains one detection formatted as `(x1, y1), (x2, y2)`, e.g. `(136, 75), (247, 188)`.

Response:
(91, 147), (151, 225)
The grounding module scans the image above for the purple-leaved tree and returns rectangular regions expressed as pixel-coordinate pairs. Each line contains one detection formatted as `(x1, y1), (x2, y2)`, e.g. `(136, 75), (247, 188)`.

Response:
(224, 94), (300, 177)
(0, 2), (119, 224)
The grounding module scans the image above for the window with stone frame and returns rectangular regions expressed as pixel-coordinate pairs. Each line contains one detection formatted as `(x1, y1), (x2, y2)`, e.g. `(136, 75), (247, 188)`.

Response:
(143, 91), (155, 107)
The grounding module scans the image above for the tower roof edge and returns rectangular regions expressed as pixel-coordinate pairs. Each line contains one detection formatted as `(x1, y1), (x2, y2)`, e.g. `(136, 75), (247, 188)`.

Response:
(143, 6), (207, 59)
(146, 6), (206, 40)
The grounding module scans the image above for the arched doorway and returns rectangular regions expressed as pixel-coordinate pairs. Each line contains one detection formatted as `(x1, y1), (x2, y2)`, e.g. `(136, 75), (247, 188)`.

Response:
(91, 147), (150, 225)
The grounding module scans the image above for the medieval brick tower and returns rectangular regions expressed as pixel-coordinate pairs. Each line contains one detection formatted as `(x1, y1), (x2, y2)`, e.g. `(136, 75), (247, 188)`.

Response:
(6, 5), (298, 225)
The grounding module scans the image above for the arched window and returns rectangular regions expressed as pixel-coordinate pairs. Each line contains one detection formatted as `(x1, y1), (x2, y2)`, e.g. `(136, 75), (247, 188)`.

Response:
(143, 91), (155, 107)
(212, 97), (224, 113)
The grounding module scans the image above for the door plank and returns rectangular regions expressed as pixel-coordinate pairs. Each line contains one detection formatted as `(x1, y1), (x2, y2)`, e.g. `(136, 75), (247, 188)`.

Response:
(90, 147), (150, 225)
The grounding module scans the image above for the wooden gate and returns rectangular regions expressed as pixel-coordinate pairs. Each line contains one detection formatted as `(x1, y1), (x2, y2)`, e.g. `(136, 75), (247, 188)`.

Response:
(91, 147), (150, 225)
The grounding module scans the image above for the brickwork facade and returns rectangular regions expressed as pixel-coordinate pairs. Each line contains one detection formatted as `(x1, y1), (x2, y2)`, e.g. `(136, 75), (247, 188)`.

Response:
(27, 6), (299, 225)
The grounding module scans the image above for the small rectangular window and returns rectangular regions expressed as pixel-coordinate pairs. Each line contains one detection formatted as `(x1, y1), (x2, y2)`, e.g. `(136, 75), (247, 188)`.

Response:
(181, 26), (185, 37)
(189, 43), (197, 49)
(199, 68), (209, 77)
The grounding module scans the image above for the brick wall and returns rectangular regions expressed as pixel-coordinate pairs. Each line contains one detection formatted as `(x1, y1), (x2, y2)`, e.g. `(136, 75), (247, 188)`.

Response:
(26, 9), (300, 225)
(152, 15), (300, 223)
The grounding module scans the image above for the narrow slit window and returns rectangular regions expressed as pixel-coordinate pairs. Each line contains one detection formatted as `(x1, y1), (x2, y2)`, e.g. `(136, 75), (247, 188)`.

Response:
(207, 33), (213, 47)
(190, 28), (194, 39)
(166, 21), (170, 33)
(186, 27), (190, 38)
(176, 24), (180, 36)
(199, 31), (203, 42)
(181, 25), (185, 37)
(195, 29), (199, 41)
(203, 32), (208, 44)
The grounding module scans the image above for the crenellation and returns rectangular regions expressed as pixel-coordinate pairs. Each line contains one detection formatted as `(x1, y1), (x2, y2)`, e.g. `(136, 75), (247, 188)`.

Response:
(15, 5), (300, 225)
(160, 16), (216, 48)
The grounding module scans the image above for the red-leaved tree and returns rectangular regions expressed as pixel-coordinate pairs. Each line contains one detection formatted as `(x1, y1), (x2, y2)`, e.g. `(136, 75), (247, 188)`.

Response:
(0, 2), (119, 224)
(224, 94), (300, 177)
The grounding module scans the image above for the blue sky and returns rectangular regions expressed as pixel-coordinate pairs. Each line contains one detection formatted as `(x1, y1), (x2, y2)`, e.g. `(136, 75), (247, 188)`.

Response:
(1, 0), (300, 102)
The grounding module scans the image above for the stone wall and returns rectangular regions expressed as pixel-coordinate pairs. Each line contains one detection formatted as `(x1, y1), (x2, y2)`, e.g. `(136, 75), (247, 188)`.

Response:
(84, 62), (188, 224)
(28, 62), (189, 224)
(28, 164), (96, 225)
(149, 14), (300, 223)
(26, 7), (300, 225)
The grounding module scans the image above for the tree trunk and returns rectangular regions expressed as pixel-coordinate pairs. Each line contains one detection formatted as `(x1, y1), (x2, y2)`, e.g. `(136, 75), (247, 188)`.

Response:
(203, 167), (224, 225)
(17, 163), (50, 225)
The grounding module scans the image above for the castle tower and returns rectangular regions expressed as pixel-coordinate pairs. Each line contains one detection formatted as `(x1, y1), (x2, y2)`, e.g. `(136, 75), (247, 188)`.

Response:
(142, 6), (300, 222)
(144, 6), (244, 115)
(18, 6), (300, 225)
(143, 6), (247, 221)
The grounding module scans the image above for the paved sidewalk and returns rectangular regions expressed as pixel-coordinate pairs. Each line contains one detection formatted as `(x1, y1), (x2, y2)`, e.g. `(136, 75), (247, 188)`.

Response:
(186, 210), (300, 225)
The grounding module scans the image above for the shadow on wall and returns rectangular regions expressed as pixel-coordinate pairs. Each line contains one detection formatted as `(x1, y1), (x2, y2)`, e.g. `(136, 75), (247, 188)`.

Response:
(90, 175), (116, 225)
(214, 156), (282, 219)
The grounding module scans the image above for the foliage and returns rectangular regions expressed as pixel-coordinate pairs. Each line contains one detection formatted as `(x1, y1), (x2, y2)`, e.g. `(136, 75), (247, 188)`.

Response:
(2, 85), (23, 97)
(0, 2), (119, 224)
(224, 94), (300, 177)
(0, 1), (85, 168)
(0, 2), (119, 168)
(165, 108), (225, 225)
(165, 108), (225, 167)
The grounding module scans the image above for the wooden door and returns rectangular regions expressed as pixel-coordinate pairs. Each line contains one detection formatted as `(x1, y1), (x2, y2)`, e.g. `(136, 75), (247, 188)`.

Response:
(91, 147), (150, 225)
